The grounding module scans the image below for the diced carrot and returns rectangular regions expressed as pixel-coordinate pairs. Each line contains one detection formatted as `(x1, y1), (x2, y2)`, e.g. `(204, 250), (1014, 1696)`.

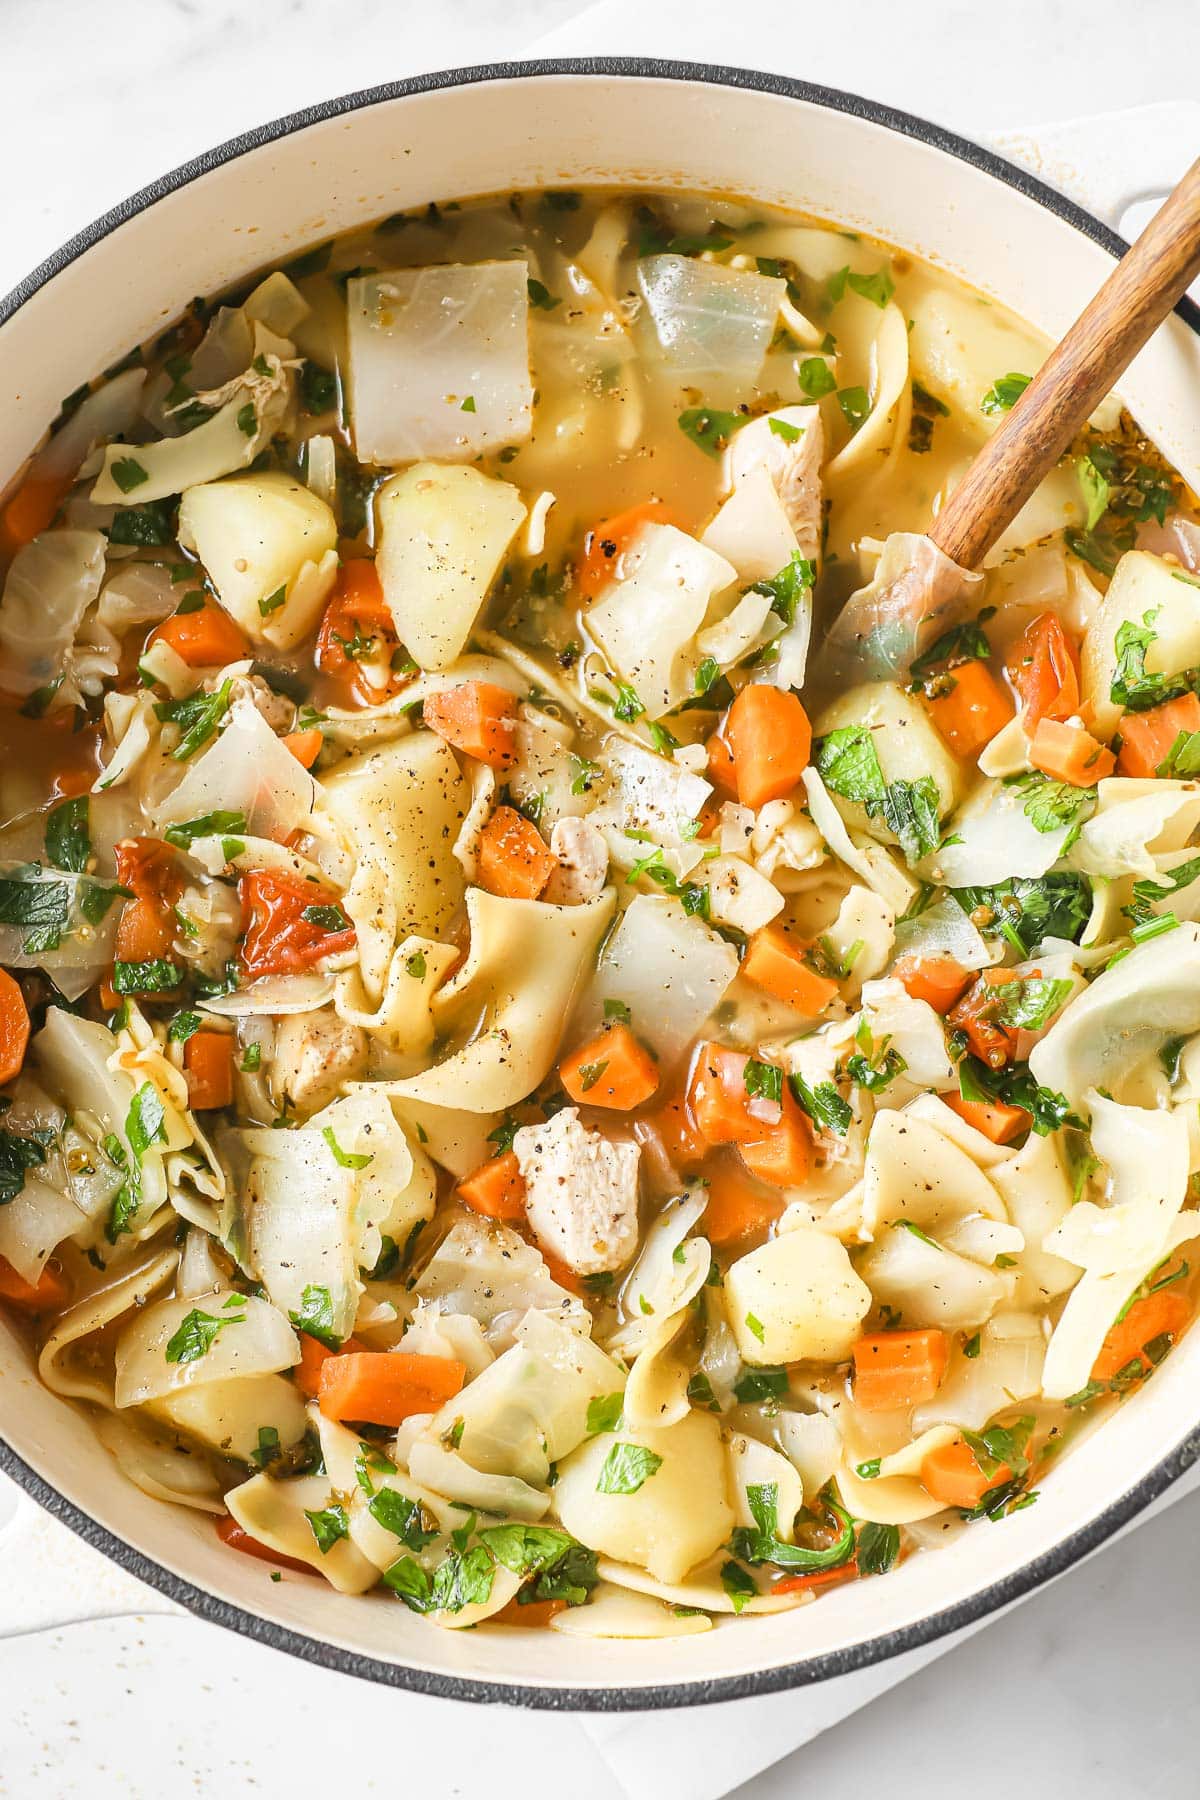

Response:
(114, 896), (175, 966)
(458, 1151), (527, 1222)
(579, 500), (677, 600)
(239, 871), (356, 979)
(772, 1564), (859, 1597)
(560, 1023), (660, 1110)
(315, 560), (407, 706)
(636, 1089), (708, 1175)
(703, 1158), (784, 1244)
(282, 727), (323, 769)
(1116, 691), (1200, 779)
(724, 685), (812, 810)
(490, 1596), (569, 1628)
(115, 836), (183, 907)
(921, 1436), (1011, 1510)
(947, 966), (1022, 1069)
(738, 1091), (813, 1189)
(1092, 1278), (1192, 1382)
(687, 1042), (764, 1147)
(706, 731), (738, 796)
(1028, 717), (1114, 787)
(0, 1255), (68, 1312)
(537, 1245), (585, 1296)
(923, 660), (1014, 759)
(149, 596), (250, 668)
(294, 1331), (367, 1400)
(423, 680), (518, 770)
(853, 1329), (949, 1411)
(477, 805), (557, 900)
(183, 1030), (234, 1110)
(943, 1092), (1027, 1144)
(318, 1350), (467, 1426)
(1006, 612), (1081, 730)
(0, 969), (31, 1086)
(742, 925), (839, 1014)
(891, 952), (971, 1014)
(0, 472), (70, 556)
(215, 1514), (313, 1575)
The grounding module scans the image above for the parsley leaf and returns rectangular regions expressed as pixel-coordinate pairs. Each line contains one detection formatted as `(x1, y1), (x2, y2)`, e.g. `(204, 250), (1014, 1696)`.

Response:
(595, 1442), (664, 1495)
(288, 1283), (340, 1350)
(980, 372), (1031, 415)
(857, 1521), (900, 1576)
(677, 407), (748, 457)
(881, 776), (941, 865)
(743, 1058), (783, 1104)
(798, 357), (837, 398)
(305, 1503), (350, 1555)
(789, 1070), (852, 1136)
(731, 1481), (857, 1572)
(368, 1488), (438, 1550)
(750, 549), (814, 626)
(0, 1128), (50, 1206)
(163, 809), (248, 847)
(44, 797), (90, 873)
(586, 1393), (624, 1435)
(165, 1304), (244, 1365)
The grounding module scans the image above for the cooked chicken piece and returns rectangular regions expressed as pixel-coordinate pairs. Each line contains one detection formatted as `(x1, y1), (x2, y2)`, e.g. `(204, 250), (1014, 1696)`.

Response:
(543, 817), (609, 905)
(272, 1007), (368, 1114)
(513, 1106), (640, 1276)
(728, 405), (825, 563)
(229, 672), (295, 735)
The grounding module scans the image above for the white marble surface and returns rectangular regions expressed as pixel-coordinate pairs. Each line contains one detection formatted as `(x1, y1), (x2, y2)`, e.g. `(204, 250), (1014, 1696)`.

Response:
(2, 2), (1200, 1796)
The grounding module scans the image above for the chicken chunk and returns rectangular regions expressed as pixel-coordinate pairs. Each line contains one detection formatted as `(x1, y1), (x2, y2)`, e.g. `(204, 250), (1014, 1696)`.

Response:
(271, 1007), (368, 1114)
(543, 817), (609, 906)
(228, 671), (296, 735)
(513, 1107), (640, 1276)
(728, 405), (825, 563)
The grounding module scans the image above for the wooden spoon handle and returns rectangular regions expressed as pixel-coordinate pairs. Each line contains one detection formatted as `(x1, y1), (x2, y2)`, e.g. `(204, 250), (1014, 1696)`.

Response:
(928, 156), (1200, 571)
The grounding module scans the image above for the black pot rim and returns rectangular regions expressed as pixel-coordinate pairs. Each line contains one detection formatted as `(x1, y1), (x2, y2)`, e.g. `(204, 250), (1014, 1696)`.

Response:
(2, 55), (1199, 1713)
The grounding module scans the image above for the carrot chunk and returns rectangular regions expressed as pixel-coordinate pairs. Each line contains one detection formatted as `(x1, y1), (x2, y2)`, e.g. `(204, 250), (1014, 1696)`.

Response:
(853, 1329), (949, 1411)
(943, 1092), (1027, 1144)
(1006, 611), (1081, 729)
(702, 1159), (784, 1245)
(772, 1564), (859, 1597)
(724, 685), (812, 809)
(114, 896), (175, 967)
(921, 1435), (1011, 1510)
(294, 1331), (367, 1400)
(1028, 717), (1114, 786)
(687, 1042), (764, 1147)
(891, 952), (971, 1014)
(923, 660), (1014, 759)
(742, 925), (839, 1014)
(477, 805), (557, 900)
(318, 1350), (467, 1426)
(458, 1151), (528, 1222)
(560, 1023), (660, 1111)
(184, 1030), (234, 1110)
(282, 727), (323, 769)
(1116, 691), (1200, 779)
(579, 499), (677, 600)
(738, 1091), (813, 1189)
(0, 472), (70, 555)
(1092, 1276), (1192, 1382)
(149, 596), (250, 668)
(705, 730), (738, 795)
(0, 970), (31, 1086)
(216, 1514), (313, 1575)
(0, 1255), (68, 1313)
(423, 680), (518, 770)
(636, 1089), (709, 1175)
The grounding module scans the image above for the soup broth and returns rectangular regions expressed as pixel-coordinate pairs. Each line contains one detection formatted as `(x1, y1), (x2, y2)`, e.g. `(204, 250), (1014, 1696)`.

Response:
(0, 187), (1198, 1635)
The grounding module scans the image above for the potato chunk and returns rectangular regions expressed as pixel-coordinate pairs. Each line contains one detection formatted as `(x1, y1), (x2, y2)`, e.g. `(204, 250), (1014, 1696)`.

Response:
(178, 472), (338, 650)
(724, 1226), (871, 1365)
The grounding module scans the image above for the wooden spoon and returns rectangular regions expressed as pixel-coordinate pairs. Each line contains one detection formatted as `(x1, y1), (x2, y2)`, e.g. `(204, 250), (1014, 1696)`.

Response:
(929, 155), (1200, 572)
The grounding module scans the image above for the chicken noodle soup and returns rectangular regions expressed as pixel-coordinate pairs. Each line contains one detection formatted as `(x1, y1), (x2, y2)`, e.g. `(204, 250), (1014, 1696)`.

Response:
(0, 187), (1198, 1636)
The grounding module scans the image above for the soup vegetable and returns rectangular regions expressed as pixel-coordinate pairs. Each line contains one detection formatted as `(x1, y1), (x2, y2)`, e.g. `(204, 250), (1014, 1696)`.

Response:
(0, 188), (1198, 1639)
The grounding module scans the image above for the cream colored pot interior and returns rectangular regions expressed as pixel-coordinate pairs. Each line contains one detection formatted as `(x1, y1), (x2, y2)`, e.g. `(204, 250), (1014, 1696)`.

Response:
(2, 69), (1199, 1699)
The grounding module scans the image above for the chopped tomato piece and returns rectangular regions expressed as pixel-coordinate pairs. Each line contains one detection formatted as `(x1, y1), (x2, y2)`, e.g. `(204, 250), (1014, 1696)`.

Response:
(1006, 612), (1081, 730)
(238, 871), (356, 979)
(947, 966), (1022, 1069)
(315, 560), (408, 705)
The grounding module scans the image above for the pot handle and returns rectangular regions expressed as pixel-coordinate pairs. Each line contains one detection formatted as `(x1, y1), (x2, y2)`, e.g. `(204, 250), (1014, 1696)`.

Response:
(989, 101), (1200, 239)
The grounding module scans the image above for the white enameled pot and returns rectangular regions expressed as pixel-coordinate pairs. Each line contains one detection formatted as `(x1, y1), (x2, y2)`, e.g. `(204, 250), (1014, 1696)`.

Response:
(2, 60), (1199, 1709)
